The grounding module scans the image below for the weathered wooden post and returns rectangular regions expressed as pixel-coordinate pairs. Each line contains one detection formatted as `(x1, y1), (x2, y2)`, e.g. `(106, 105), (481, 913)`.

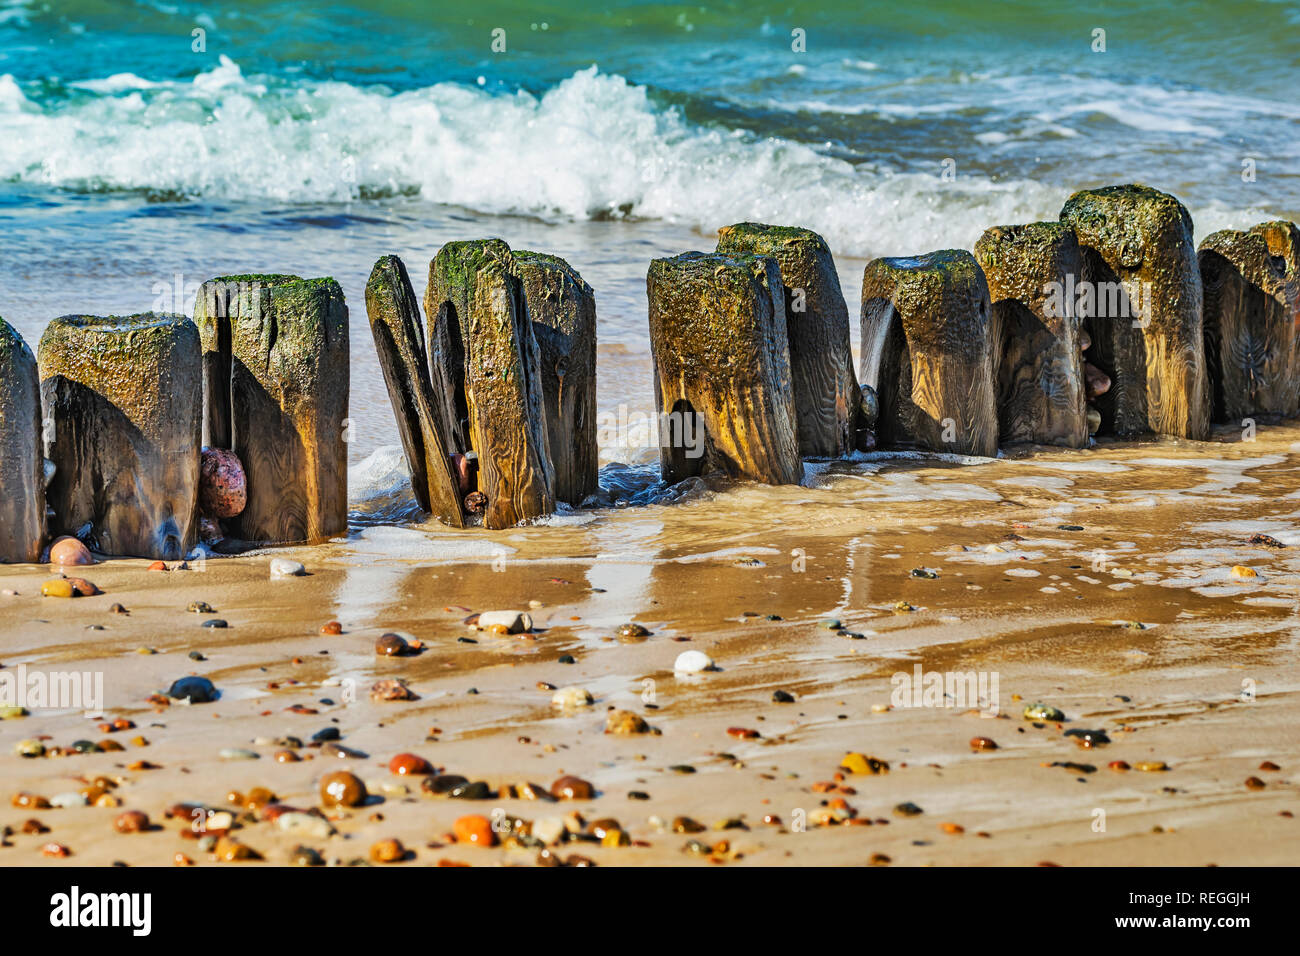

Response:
(0, 318), (44, 563)
(1060, 184), (1209, 439)
(646, 251), (803, 484)
(365, 255), (464, 527)
(975, 222), (1089, 447)
(39, 313), (200, 559)
(1199, 229), (1300, 421)
(195, 275), (349, 545)
(424, 240), (555, 530)
(859, 251), (998, 457)
(514, 251), (598, 505)
(715, 222), (866, 457)
(1249, 220), (1300, 330)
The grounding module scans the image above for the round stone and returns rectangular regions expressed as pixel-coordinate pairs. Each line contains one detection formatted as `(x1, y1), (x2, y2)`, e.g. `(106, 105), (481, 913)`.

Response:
(199, 447), (247, 519)
(167, 676), (217, 703)
(674, 650), (714, 673)
(453, 815), (496, 847)
(319, 771), (367, 808)
(48, 536), (93, 567)
(114, 810), (150, 833)
(550, 775), (594, 800)
(375, 633), (410, 657)
(388, 753), (433, 776)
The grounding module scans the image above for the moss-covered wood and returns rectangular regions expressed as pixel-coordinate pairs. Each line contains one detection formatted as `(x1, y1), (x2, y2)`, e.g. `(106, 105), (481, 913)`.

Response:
(0, 318), (44, 562)
(975, 222), (1088, 447)
(1060, 184), (1209, 439)
(425, 240), (555, 529)
(365, 256), (464, 527)
(195, 275), (349, 545)
(39, 313), (200, 559)
(859, 251), (998, 457)
(514, 251), (598, 505)
(1199, 229), (1299, 421)
(1249, 220), (1300, 336)
(646, 251), (803, 485)
(715, 222), (863, 457)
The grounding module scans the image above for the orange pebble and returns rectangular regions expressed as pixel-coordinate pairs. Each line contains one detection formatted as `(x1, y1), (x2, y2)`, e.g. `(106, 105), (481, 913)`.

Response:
(453, 814), (496, 847)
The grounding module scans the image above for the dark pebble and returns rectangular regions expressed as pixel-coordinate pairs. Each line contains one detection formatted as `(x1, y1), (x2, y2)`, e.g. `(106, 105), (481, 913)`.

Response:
(772, 690), (796, 703)
(311, 728), (341, 742)
(167, 676), (217, 703)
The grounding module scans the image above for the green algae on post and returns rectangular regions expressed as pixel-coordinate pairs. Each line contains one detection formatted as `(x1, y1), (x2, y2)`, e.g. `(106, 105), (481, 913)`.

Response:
(646, 251), (802, 485)
(425, 239), (555, 530)
(194, 274), (349, 545)
(365, 255), (464, 527)
(513, 250), (599, 506)
(716, 222), (866, 457)
(1199, 226), (1300, 422)
(0, 317), (44, 563)
(859, 250), (998, 457)
(975, 222), (1089, 448)
(1060, 184), (1209, 439)
(39, 312), (201, 560)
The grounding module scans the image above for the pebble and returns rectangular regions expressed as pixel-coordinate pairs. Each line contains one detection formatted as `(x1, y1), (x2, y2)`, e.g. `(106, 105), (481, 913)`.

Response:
(319, 771), (368, 808)
(1230, 565), (1260, 580)
(969, 737), (998, 751)
(674, 650), (714, 673)
(772, 690), (796, 703)
(15, 739), (44, 757)
(188, 601), (215, 613)
(199, 446), (247, 518)
(213, 836), (260, 861)
(605, 709), (651, 735)
(375, 633), (410, 656)
(1245, 776), (1266, 790)
(270, 558), (306, 579)
(277, 812), (334, 839)
(50, 792), (89, 808)
(370, 838), (406, 863)
(841, 753), (889, 775)
(290, 845), (324, 866)
(1064, 728), (1110, 747)
(49, 536), (94, 567)
(1023, 702), (1065, 722)
(453, 815), (496, 847)
(421, 774), (469, 796)
(114, 811), (150, 833)
(476, 610), (532, 633)
(531, 816), (566, 846)
(219, 748), (259, 760)
(893, 801), (924, 817)
(389, 753), (433, 776)
(1248, 533), (1284, 548)
(320, 621), (342, 635)
(201, 619), (227, 629)
(617, 622), (650, 639)
(167, 676), (217, 703)
(450, 781), (492, 800)
(550, 775), (595, 800)
(371, 679), (418, 701)
(0, 706), (27, 720)
(551, 686), (594, 710)
(910, 568), (939, 579)
(1134, 761), (1168, 772)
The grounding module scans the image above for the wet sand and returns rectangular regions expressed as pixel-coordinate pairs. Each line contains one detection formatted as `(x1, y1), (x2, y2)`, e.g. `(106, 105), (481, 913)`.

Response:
(3, 423), (1299, 866)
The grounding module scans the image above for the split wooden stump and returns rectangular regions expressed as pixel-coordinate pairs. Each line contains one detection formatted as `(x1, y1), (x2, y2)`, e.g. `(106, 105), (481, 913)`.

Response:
(1199, 225), (1300, 421)
(715, 222), (867, 456)
(424, 240), (555, 530)
(195, 275), (349, 545)
(859, 250), (998, 457)
(975, 222), (1089, 448)
(1060, 184), (1209, 439)
(39, 313), (200, 560)
(646, 251), (803, 485)
(0, 318), (44, 562)
(514, 250), (598, 505)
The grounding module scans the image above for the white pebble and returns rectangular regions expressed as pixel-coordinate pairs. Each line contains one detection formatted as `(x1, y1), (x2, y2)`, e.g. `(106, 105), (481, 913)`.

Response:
(50, 792), (89, 808)
(276, 811), (334, 839)
(270, 558), (306, 579)
(551, 686), (594, 710)
(674, 650), (714, 673)
(477, 610), (532, 633)
(532, 816), (566, 846)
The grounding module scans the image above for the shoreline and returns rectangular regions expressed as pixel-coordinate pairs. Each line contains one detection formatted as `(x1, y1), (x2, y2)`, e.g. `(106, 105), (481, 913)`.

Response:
(3, 423), (1298, 865)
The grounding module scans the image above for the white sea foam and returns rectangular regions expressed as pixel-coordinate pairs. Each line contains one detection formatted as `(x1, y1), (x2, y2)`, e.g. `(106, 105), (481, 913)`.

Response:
(0, 59), (1069, 258)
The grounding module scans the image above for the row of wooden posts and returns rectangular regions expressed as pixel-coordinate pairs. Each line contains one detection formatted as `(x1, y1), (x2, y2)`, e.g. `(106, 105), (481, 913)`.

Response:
(0, 183), (1296, 563)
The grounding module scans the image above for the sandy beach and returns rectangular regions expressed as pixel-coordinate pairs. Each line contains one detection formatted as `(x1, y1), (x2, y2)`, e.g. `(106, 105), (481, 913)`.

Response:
(3, 421), (1298, 866)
